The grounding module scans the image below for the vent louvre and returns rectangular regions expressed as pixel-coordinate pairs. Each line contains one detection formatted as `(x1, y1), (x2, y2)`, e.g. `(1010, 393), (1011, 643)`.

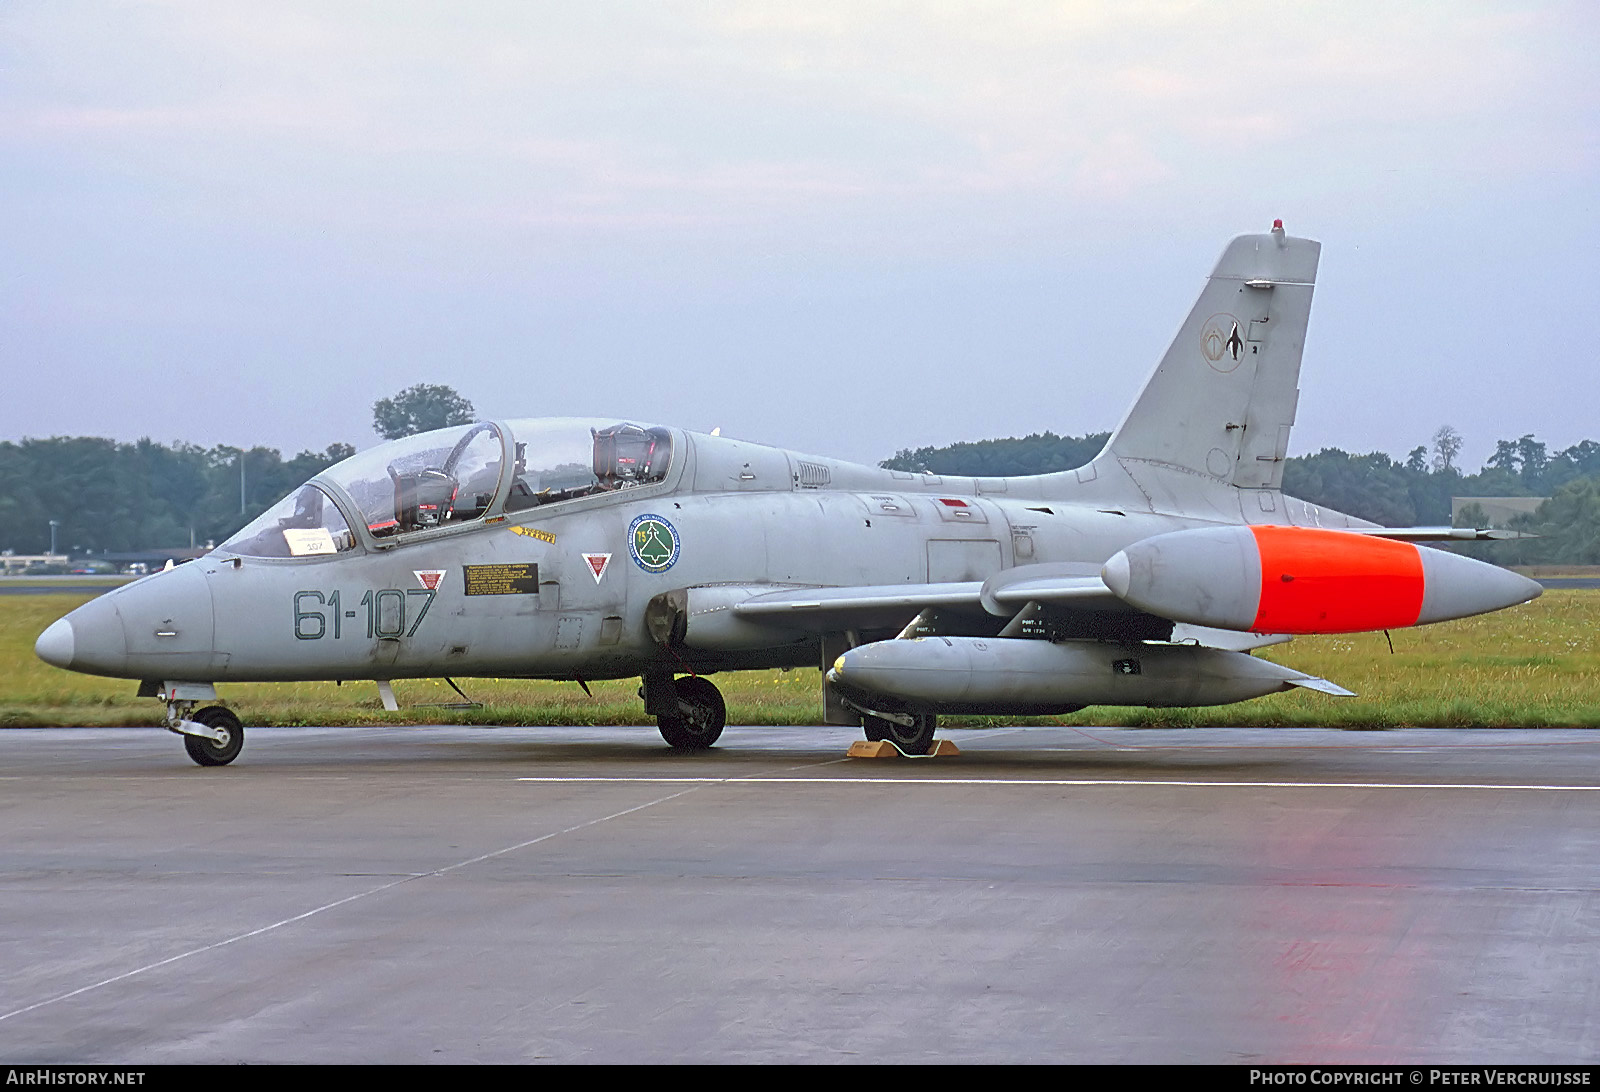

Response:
(795, 461), (831, 488)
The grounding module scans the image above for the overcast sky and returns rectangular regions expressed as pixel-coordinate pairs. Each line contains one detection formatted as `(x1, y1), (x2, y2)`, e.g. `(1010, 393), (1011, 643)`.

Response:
(3, 1), (1595, 471)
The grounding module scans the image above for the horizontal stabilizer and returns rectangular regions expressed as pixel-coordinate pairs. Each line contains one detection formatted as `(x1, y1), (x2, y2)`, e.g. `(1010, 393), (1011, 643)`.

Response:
(1337, 527), (1536, 542)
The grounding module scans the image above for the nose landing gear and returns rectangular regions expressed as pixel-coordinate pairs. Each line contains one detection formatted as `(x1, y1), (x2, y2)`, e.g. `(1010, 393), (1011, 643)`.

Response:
(157, 683), (245, 767)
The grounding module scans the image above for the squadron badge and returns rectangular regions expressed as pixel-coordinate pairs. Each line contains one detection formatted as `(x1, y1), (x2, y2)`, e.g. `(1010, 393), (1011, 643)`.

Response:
(1199, 313), (1245, 372)
(628, 514), (680, 573)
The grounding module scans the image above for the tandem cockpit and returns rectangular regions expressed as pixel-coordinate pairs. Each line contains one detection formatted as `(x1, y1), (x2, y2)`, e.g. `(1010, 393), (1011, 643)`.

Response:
(220, 419), (676, 559)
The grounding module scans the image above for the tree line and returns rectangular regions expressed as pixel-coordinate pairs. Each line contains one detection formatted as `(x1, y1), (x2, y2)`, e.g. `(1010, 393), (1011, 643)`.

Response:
(0, 439), (358, 556)
(3, 403), (1595, 563)
(0, 383), (474, 558)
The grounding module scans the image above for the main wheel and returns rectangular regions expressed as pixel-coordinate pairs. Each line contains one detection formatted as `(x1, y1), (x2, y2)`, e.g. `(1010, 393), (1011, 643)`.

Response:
(863, 712), (936, 756)
(657, 676), (726, 751)
(183, 706), (244, 767)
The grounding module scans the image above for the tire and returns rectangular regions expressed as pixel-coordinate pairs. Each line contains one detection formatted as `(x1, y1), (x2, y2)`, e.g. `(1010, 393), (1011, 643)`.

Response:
(657, 676), (725, 751)
(863, 712), (936, 755)
(183, 706), (244, 767)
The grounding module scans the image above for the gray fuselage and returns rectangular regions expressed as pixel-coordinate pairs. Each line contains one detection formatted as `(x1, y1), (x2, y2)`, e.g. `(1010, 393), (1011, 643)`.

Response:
(43, 424), (1361, 687)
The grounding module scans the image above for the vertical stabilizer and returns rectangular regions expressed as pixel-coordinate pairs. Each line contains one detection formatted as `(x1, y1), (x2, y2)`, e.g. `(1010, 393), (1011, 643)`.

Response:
(1088, 224), (1319, 509)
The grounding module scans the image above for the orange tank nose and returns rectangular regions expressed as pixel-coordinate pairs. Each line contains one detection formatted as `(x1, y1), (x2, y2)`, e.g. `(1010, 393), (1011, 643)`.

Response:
(1249, 525), (1424, 633)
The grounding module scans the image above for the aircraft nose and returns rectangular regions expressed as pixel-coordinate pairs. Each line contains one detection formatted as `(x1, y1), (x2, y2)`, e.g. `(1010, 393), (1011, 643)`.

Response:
(36, 591), (129, 676)
(35, 563), (216, 678)
(35, 618), (75, 669)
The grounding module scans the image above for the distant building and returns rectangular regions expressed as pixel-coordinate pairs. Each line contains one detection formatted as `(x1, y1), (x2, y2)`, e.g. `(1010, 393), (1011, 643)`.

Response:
(1452, 496), (1548, 529)
(0, 554), (70, 573)
(99, 548), (210, 573)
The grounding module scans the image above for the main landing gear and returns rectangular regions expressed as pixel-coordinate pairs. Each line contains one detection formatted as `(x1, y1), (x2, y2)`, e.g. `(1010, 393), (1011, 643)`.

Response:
(642, 673), (726, 751)
(860, 711), (938, 756)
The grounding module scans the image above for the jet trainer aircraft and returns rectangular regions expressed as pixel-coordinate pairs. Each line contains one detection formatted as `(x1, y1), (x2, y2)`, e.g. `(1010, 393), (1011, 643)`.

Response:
(35, 223), (1541, 765)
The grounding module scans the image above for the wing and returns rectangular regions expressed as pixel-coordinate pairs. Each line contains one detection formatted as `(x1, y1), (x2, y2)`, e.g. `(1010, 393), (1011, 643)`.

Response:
(732, 581), (985, 630)
(725, 563), (1291, 652)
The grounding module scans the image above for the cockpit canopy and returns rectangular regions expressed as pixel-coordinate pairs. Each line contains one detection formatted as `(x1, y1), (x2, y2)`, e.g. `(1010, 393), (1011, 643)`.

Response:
(219, 419), (674, 557)
(504, 419), (673, 512)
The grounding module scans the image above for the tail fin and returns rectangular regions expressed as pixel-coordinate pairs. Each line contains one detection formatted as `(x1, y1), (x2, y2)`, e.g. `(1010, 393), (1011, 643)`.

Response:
(1086, 223), (1320, 505)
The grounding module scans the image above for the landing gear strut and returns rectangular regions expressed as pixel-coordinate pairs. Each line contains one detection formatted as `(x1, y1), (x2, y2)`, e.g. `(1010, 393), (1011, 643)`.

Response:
(643, 673), (726, 751)
(861, 711), (937, 756)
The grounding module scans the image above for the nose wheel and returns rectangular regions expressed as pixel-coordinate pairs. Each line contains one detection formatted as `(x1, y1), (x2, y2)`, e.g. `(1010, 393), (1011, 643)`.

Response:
(182, 705), (245, 767)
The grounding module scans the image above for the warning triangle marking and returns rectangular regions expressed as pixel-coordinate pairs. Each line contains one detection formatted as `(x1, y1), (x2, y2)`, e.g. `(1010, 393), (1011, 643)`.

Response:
(582, 553), (612, 583)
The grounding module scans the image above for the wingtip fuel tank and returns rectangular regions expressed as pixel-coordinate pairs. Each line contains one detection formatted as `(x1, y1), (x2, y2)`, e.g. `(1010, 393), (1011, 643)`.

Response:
(1102, 526), (1542, 635)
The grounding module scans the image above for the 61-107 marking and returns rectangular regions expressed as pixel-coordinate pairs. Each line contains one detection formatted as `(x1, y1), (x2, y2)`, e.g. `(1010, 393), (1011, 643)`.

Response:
(294, 589), (435, 640)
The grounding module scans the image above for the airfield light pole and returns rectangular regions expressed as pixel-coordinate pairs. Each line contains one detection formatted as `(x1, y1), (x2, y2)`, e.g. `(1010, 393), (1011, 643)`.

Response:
(237, 449), (246, 515)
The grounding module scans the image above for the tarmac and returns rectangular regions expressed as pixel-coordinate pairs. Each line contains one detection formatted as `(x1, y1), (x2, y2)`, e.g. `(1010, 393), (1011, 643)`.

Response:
(1, 723), (1597, 1064)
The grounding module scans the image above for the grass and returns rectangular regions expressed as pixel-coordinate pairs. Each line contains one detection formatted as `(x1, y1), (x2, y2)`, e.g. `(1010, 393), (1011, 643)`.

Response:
(4, 591), (1597, 730)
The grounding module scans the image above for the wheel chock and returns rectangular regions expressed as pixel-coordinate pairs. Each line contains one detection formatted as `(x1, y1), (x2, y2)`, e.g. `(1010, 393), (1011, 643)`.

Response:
(846, 739), (961, 759)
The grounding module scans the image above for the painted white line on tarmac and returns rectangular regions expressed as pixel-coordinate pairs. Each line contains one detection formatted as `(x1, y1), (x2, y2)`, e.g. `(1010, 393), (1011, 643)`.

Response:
(517, 776), (1600, 791)
(0, 786), (705, 1025)
(0, 751), (849, 1026)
